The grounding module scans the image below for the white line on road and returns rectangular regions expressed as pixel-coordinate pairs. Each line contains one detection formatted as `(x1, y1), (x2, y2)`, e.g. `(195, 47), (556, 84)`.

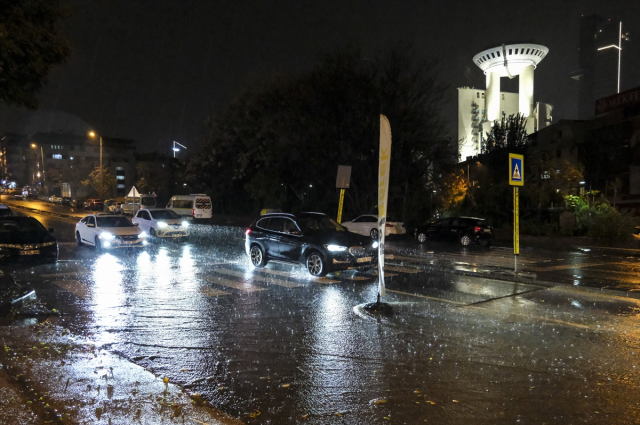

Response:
(215, 268), (305, 288)
(205, 276), (266, 292)
(54, 280), (90, 299)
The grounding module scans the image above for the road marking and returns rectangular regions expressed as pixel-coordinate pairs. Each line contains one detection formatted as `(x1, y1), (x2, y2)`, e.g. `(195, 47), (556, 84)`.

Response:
(54, 280), (90, 299)
(384, 265), (420, 274)
(41, 271), (85, 278)
(340, 274), (371, 281)
(198, 287), (230, 297)
(249, 267), (340, 284)
(215, 268), (304, 288)
(386, 289), (465, 304)
(206, 276), (266, 292)
(531, 263), (603, 272)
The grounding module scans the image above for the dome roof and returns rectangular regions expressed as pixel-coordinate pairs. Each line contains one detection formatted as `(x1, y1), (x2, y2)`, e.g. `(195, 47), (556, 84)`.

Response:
(473, 44), (548, 77)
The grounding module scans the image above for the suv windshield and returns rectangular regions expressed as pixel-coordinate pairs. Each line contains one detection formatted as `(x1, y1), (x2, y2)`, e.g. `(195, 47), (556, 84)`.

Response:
(97, 216), (134, 227)
(298, 214), (345, 233)
(150, 210), (180, 220)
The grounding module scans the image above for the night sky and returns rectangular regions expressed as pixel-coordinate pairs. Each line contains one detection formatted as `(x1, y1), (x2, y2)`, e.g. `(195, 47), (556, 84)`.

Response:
(1, 0), (639, 153)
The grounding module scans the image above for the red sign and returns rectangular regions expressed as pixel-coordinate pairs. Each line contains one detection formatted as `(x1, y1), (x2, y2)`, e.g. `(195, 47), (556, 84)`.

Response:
(595, 86), (640, 115)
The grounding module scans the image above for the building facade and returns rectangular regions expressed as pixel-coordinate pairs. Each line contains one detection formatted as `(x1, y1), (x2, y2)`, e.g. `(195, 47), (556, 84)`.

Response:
(0, 132), (136, 198)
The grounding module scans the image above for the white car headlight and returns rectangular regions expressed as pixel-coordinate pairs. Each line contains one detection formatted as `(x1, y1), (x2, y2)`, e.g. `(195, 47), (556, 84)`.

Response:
(100, 232), (115, 240)
(157, 222), (168, 228)
(182, 221), (189, 227)
(325, 244), (347, 252)
(372, 241), (379, 249)
(139, 231), (148, 238)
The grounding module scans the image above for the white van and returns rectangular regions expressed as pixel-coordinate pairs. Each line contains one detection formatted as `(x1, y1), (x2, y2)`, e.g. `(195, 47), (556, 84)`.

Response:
(166, 194), (212, 220)
(122, 194), (156, 215)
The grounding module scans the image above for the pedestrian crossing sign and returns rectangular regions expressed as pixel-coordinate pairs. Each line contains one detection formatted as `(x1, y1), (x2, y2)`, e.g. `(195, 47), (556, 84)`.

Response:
(509, 153), (524, 186)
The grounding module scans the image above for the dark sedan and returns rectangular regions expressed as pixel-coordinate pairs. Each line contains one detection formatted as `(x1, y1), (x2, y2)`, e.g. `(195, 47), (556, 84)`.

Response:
(415, 216), (493, 246)
(245, 212), (378, 276)
(0, 216), (58, 263)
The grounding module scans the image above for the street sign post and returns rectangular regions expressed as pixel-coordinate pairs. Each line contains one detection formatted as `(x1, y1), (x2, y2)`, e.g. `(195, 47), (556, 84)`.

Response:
(335, 165), (351, 224)
(508, 153), (524, 272)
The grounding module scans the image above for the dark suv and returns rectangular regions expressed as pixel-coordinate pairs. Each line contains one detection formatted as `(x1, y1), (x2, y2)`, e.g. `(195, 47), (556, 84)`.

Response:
(414, 216), (493, 246)
(245, 212), (378, 276)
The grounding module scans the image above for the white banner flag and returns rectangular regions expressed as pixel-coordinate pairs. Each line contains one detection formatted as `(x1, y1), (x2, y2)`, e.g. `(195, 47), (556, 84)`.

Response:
(377, 115), (392, 297)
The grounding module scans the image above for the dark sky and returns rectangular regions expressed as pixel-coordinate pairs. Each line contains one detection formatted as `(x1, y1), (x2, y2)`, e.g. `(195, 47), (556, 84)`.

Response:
(1, 0), (639, 153)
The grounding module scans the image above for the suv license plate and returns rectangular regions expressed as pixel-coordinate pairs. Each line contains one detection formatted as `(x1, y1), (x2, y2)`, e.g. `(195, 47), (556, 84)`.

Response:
(20, 250), (40, 255)
(357, 257), (372, 263)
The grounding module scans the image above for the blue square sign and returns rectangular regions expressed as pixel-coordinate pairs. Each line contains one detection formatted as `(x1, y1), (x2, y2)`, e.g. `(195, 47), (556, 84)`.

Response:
(509, 153), (524, 186)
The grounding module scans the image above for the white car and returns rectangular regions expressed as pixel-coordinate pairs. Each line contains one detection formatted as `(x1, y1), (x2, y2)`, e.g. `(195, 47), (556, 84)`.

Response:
(341, 214), (406, 239)
(132, 208), (189, 238)
(75, 214), (148, 250)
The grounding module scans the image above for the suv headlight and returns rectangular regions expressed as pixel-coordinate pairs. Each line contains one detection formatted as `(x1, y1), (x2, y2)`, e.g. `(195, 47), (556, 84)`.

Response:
(325, 244), (347, 252)
(182, 221), (189, 227)
(372, 241), (379, 249)
(157, 222), (168, 228)
(100, 232), (115, 240)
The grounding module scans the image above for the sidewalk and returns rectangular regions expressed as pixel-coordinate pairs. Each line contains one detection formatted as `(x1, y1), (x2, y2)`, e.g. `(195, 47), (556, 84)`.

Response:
(0, 314), (244, 425)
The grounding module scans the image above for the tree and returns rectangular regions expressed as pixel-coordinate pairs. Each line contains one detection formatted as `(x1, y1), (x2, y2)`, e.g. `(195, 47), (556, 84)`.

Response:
(82, 166), (113, 199)
(136, 157), (183, 202)
(0, 0), (71, 109)
(186, 43), (454, 223)
(481, 113), (529, 154)
(436, 170), (468, 213)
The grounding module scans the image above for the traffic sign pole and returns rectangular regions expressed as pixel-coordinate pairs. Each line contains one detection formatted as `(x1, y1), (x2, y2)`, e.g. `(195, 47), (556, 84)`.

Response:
(509, 153), (523, 274)
(337, 189), (345, 224)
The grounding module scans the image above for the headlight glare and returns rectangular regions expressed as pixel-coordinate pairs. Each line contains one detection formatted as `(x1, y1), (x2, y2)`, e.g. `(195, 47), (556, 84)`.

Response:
(325, 244), (347, 252)
(182, 221), (189, 227)
(372, 241), (379, 249)
(139, 232), (148, 238)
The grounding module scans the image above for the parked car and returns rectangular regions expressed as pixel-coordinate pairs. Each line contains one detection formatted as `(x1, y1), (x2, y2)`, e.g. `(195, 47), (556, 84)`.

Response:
(83, 199), (104, 210)
(633, 226), (640, 241)
(0, 216), (58, 263)
(341, 214), (406, 239)
(75, 214), (148, 250)
(245, 212), (378, 277)
(61, 197), (74, 206)
(414, 216), (493, 246)
(49, 195), (62, 204)
(132, 208), (189, 238)
(0, 204), (12, 216)
(166, 194), (212, 220)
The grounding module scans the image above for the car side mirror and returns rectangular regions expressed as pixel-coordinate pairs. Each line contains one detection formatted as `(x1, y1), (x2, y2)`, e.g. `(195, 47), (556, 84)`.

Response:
(133, 222), (140, 226)
(87, 224), (95, 228)
(48, 228), (55, 233)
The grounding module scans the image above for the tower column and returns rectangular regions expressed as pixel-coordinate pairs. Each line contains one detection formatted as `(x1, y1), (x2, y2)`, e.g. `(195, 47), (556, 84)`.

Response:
(519, 65), (534, 117)
(485, 72), (501, 123)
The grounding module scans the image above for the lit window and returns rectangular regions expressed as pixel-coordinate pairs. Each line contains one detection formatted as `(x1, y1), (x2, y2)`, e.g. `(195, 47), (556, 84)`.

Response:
(116, 166), (125, 171)
(52, 154), (62, 160)
(70, 156), (74, 160)
(117, 184), (125, 189)
(116, 176), (125, 180)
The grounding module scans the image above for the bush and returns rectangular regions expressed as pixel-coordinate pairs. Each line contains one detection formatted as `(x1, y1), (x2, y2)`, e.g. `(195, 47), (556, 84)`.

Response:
(564, 193), (638, 240)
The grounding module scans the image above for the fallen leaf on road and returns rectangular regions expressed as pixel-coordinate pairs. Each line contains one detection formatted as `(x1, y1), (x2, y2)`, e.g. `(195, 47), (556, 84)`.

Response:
(163, 377), (169, 384)
(282, 384), (290, 388)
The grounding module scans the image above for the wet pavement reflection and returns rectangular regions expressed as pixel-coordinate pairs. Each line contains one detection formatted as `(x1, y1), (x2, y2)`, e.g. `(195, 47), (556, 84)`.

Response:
(4, 224), (640, 424)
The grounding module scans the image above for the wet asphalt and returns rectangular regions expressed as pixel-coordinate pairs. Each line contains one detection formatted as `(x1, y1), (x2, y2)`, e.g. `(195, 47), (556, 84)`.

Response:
(2, 197), (640, 423)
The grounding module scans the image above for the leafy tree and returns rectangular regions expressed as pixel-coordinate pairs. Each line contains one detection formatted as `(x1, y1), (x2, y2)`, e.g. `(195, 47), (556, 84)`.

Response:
(136, 157), (183, 203)
(81, 166), (113, 199)
(0, 0), (70, 108)
(186, 44), (454, 223)
(481, 113), (529, 154)
(436, 170), (468, 213)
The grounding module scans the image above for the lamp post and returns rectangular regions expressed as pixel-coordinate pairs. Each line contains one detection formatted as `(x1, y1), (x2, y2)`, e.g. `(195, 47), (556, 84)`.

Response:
(172, 141), (187, 158)
(30, 143), (45, 184)
(89, 131), (103, 198)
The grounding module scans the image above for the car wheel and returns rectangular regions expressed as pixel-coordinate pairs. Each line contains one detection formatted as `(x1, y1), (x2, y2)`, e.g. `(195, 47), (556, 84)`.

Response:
(460, 234), (471, 246)
(479, 238), (493, 247)
(370, 228), (379, 240)
(150, 228), (157, 237)
(417, 232), (428, 243)
(306, 251), (327, 277)
(76, 231), (83, 246)
(94, 236), (102, 251)
(250, 245), (267, 267)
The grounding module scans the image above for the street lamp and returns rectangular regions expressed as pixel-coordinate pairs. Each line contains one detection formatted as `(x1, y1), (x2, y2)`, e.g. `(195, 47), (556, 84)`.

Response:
(88, 131), (103, 198)
(30, 143), (45, 184)
(172, 141), (187, 158)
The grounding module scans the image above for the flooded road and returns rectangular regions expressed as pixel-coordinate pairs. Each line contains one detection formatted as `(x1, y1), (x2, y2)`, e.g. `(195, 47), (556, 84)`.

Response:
(4, 223), (640, 424)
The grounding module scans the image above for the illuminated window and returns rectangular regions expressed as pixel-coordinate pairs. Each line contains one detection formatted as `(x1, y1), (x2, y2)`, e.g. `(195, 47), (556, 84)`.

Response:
(116, 176), (124, 180)
(52, 154), (62, 160)
(116, 184), (125, 189)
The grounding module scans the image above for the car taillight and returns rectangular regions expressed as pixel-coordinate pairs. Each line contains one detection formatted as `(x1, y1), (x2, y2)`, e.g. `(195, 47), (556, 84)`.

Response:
(386, 223), (393, 227)
(245, 229), (251, 236)
(473, 226), (481, 233)
(192, 209), (195, 217)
